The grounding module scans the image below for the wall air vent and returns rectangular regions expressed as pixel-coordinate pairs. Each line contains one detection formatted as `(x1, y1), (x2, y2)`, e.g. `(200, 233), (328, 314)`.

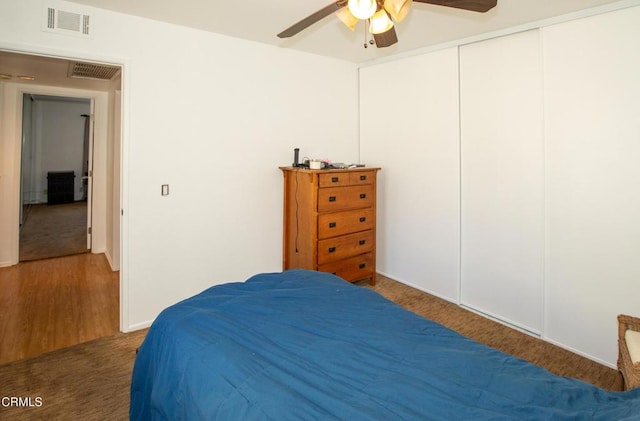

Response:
(68, 62), (121, 81)
(43, 6), (92, 38)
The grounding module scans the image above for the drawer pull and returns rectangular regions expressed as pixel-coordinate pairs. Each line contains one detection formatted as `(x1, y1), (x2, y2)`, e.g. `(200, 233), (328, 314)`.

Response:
(360, 175), (367, 181)
(332, 177), (339, 183)
(359, 263), (366, 269)
(359, 240), (366, 245)
(359, 193), (366, 199)
(328, 247), (336, 253)
(329, 222), (337, 228)
(359, 217), (366, 223)
(329, 196), (336, 202)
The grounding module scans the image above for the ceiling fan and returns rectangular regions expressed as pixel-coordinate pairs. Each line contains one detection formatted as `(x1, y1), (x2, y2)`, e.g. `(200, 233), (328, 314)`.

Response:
(277, 0), (497, 48)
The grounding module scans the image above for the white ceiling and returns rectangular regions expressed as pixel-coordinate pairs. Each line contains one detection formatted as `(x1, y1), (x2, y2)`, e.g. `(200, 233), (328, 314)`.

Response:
(0, 0), (629, 90)
(63, 0), (626, 63)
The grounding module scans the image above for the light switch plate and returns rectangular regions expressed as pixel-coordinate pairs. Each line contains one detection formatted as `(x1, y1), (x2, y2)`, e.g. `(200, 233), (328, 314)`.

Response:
(161, 184), (169, 196)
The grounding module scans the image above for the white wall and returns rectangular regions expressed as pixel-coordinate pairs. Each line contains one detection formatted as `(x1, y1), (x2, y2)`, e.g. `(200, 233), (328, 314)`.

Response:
(31, 98), (90, 203)
(107, 89), (122, 271)
(0, 0), (359, 329)
(360, 5), (640, 367)
(360, 48), (461, 302)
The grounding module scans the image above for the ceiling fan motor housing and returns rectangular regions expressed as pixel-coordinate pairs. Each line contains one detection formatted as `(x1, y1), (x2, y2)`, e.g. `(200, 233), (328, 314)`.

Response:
(277, 0), (497, 49)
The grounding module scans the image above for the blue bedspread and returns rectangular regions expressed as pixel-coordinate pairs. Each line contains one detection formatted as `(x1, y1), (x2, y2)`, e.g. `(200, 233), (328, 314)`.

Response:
(130, 270), (640, 420)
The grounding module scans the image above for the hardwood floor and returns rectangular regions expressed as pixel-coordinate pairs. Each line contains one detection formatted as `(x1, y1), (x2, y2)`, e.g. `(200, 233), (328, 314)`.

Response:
(0, 253), (119, 365)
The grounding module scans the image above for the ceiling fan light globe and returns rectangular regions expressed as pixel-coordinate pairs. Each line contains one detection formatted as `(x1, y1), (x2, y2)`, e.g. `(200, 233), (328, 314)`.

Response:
(348, 0), (377, 20)
(369, 9), (394, 35)
(383, 0), (412, 22)
(336, 8), (359, 31)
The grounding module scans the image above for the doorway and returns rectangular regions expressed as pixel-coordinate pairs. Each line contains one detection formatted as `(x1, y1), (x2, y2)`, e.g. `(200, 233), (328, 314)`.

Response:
(0, 48), (125, 336)
(0, 50), (120, 269)
(19, 94), (93, 262)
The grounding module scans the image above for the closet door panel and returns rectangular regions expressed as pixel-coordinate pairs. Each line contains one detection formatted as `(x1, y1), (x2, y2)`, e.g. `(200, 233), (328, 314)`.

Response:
(543, 6), (640, 365)
(460, 30), (544, 333)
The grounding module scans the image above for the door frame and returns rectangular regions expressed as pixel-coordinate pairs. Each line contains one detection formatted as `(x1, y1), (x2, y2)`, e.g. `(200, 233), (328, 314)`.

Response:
(11, 86), (105, 259)
(19, 94), (94, 255)
(0, 43), (130, 333)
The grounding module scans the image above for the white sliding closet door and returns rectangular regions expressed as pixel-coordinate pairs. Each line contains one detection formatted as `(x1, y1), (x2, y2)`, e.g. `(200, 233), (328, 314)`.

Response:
(543, 6), (640, 365)
(460, 30), (544, 333)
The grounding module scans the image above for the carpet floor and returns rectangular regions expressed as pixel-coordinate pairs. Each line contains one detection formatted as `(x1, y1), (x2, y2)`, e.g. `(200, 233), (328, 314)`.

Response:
(19, 202), (88, 262)
(360, 275), (623, 391)
(0, 274), (623, 420)
(0, 329), (147, 421)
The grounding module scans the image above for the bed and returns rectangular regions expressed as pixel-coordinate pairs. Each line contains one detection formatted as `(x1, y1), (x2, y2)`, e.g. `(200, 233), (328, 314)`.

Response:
(130, 269), (640, 420)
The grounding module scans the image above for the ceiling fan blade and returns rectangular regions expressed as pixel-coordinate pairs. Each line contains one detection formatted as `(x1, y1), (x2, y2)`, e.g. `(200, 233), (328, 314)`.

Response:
(277, 1), (347, 38)
(373, 26), (398, 48)
(413, 0), (497, 13)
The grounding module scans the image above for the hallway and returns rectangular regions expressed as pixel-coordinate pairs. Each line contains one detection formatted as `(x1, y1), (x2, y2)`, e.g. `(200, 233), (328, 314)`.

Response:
(0, 253), (119, 364)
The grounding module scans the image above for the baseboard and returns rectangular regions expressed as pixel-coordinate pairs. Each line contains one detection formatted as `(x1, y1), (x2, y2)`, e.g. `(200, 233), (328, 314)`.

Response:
(460, 304), (542, 337)
(124, 320), (153, 333)
(103, 249), (120, 271)
(0, 260), (17, 268)
(542, 336), (617, 369)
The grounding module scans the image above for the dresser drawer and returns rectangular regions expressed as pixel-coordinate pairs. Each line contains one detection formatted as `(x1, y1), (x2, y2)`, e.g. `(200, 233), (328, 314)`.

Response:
(317, 208), (374, 239)
(318, 172), (350, 188)
(349, 171), (373, 185)
(318, 252), (374, 282)
(317, 230), (374, 265)
(317, 184), (374, 212)
(318, 171), (375, 188)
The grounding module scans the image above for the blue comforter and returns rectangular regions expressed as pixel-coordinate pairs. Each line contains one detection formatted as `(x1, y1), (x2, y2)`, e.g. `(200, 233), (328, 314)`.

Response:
(130, 270), (640, 420)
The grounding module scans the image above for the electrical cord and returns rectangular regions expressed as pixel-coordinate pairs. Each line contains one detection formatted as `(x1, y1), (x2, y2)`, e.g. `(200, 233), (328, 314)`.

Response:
(294, 170), (299, 253)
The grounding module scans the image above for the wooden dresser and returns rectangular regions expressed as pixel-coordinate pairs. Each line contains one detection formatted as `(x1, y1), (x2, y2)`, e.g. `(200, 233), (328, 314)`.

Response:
(280, 167), (380, 285)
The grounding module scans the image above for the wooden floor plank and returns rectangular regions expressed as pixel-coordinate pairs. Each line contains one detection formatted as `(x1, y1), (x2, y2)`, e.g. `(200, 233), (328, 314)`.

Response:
(0, 253), (119, 365)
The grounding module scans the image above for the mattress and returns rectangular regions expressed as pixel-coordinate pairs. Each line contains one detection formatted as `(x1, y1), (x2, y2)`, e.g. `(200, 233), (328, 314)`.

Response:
(130, 269), (640, 420)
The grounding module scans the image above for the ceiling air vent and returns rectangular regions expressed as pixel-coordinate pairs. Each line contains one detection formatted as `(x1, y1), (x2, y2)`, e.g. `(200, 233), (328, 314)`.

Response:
(68, 62), (121, 81)
(43, 6), (92, 38)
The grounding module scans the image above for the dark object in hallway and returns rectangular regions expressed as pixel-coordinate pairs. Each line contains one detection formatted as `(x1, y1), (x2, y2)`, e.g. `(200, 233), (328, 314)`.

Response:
(47, 171), (75, 205)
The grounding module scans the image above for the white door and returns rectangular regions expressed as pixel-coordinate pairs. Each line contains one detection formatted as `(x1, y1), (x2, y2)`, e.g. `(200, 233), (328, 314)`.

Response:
(84, 101), (95, 250)
(459, 30), (544, 334)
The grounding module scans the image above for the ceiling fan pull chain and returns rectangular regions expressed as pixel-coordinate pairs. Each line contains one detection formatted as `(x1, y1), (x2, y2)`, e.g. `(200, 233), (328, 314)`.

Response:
(363, 20), (375, 48)
(363, 19), (368, 48)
